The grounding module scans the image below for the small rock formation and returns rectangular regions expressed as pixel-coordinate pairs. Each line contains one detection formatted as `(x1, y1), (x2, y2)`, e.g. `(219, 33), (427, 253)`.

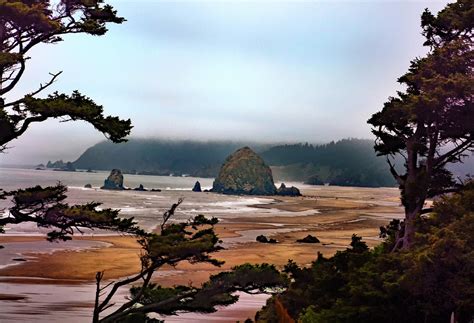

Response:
(84, 183), (92, 188)
(296, 235), (320, 243)
(192, 181), (202, 192)
(276, 183), (302, 196)
(101, 169), (125, 190)
(212, 147), (276, 195)
(47, 160), (66, 169)
(134, 184), (147, 191)
(150, 188), (162, 192)
(256, 235), (277, 244)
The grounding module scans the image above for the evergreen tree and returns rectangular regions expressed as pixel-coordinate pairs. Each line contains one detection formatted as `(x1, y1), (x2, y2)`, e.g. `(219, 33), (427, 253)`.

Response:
(0, 0), (132, 149)
(0, 0), (134, 241)
(368, 0), (473, 249)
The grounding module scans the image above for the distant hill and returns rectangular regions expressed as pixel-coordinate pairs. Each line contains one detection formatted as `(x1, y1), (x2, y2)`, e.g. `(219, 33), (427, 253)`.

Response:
(73, 139), (270, 178)
(261, 139), (397, 187)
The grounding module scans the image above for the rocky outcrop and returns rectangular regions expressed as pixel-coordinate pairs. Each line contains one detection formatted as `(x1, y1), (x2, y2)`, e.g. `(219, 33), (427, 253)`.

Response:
(84, 183), (92, 188)
(46, 160), (66, 169)
(134, 184), (147, 191)
(192, 181), (202, 192)
(256, 235), (277, 244)
(212, 147), (276, 195)
(101, 169), (124, 190)
(296, 235), (320, 243)
(276, 183), (301, 196)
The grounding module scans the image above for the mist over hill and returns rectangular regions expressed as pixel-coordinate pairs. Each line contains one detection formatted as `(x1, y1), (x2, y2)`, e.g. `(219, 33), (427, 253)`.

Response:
(69, 138), (473, 187)
(70, 138), (398, 187)
(73, 139), (271, 178)
(260, 139), (397, 187)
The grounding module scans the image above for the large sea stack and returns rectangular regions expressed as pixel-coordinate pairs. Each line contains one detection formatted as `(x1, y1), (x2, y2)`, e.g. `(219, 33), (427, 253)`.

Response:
(101, 169), (125, 190)
(212, 147), (276, 195)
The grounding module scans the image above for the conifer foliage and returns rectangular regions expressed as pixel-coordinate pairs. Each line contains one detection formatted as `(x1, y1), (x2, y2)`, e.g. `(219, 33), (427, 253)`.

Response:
(368, 0), (473, 249)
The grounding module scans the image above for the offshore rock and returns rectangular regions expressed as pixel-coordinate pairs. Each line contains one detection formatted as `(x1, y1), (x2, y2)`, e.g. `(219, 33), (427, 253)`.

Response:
(134, 184), (147, 191)
(212, 147), (276, 195)
(101, 169), (124, 190)
(276, 183), (302, 197)
(192, 181), (202, 192)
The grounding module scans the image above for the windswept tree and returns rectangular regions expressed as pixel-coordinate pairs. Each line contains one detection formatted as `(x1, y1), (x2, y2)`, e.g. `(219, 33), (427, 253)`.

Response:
(93, 202), (287, 323)
(0, 0), (132, 150)
(368, 0), (473, 250)
(0, 0), (133, 235)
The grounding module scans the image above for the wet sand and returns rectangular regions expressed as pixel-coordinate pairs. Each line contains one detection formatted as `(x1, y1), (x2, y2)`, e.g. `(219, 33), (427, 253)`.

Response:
(0, 186), (402, 321)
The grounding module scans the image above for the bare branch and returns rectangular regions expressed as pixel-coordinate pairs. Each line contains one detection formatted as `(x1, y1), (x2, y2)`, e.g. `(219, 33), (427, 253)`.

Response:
(4, 71), (63, 108)
(161, 198), (184, 231)
(434, 138), (473, 169)
(387, 157), (404, 186)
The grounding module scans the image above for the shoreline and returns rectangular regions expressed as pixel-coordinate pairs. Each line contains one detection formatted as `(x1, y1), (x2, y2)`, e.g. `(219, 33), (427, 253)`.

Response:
(0, 186), (403, 321)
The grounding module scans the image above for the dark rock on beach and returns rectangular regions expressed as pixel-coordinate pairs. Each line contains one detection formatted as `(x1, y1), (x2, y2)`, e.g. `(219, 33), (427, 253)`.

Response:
(256, 235), (277, 244)
(296, 235), (320, 243)
(84, 183), (92, 188)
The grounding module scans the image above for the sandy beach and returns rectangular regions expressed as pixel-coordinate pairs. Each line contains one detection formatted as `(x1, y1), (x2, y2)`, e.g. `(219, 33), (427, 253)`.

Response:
(0, 184), (403, 322)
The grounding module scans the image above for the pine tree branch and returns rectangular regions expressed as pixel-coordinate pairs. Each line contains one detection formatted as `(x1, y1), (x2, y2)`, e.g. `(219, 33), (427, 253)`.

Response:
(4, 71), (63, 108)
(434, 138), (473, 169)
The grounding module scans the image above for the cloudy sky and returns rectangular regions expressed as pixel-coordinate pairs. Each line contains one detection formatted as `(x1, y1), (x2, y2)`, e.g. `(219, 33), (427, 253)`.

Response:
(2, 0), (449, 164)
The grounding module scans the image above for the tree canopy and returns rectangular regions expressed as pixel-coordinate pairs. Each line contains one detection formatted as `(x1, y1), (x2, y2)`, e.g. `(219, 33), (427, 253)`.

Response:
(0, 0), (132, 150)
(0, 0), (133, 238)
(257, 181), (474, 322)
(92, 202), (287, 323)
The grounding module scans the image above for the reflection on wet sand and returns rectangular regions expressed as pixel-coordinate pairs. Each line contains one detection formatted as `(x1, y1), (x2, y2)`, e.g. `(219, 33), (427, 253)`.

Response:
(0, 171), (403, 322)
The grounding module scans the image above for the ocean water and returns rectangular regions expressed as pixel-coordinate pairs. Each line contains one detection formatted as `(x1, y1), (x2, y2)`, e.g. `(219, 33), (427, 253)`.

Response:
(0, 168), (289, 322)
(0, 167), (214, 191)
(0, 168), (289, 234)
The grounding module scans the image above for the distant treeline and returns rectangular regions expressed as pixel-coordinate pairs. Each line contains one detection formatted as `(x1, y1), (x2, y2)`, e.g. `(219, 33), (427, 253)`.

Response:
(72, 139), (271, 178)
(261, 139), (397, 187)
(70, 138), (404, 187)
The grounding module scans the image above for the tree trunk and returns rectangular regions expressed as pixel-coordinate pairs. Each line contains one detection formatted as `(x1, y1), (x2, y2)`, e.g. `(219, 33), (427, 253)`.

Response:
(401, 206), (421, 250)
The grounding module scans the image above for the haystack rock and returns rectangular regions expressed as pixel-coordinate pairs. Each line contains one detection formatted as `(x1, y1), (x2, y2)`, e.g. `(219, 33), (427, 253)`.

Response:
(212, 147), (276, 195)
(101, 169), (124, 190)
(192, 181), (202, 192)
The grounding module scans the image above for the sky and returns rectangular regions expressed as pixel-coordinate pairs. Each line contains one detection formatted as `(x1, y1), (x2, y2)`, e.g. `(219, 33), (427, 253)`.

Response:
(1, 0), (450, 165)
